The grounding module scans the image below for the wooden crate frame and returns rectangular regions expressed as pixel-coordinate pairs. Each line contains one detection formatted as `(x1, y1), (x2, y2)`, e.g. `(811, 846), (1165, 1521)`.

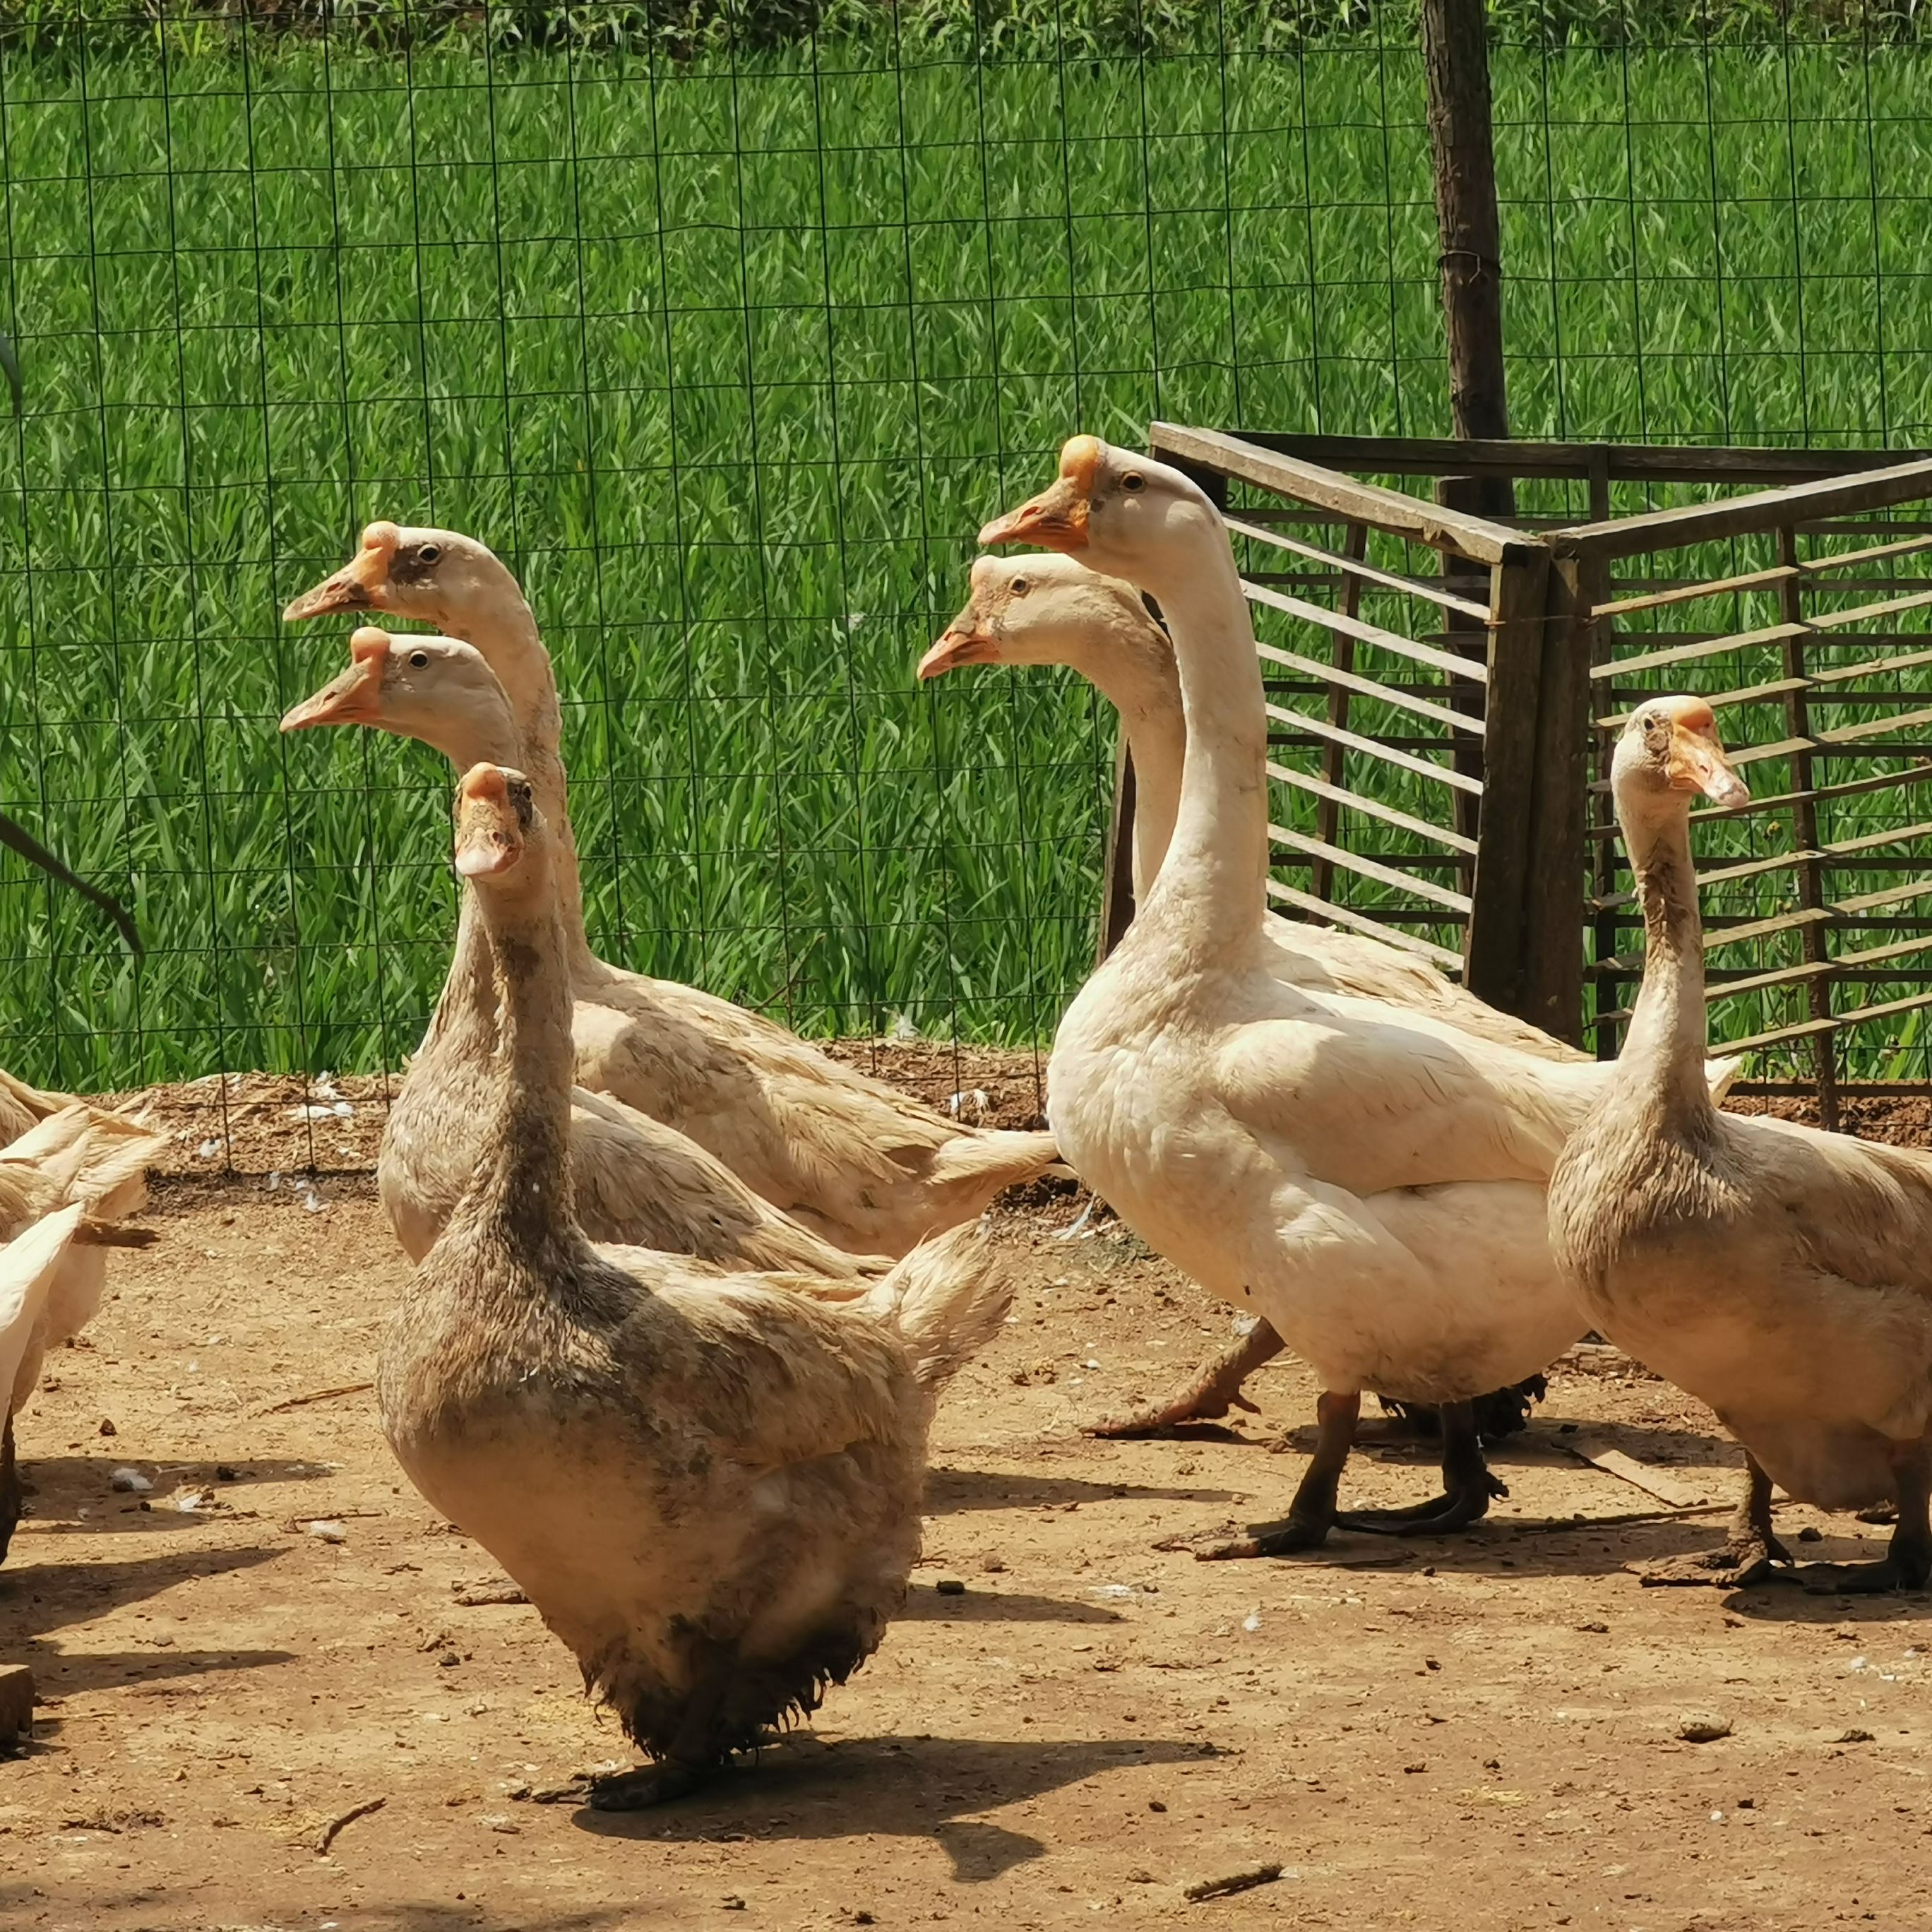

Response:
(1113, 427), (1932, 1111)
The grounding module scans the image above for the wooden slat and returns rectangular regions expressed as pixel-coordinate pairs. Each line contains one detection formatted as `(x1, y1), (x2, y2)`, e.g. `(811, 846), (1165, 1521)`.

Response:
(1589, 847), (1811, 912)
(1723, 985), (1932, 1056)
(1265, 879), (1466, 970)
(1554, 457), (1932, 562)
(1255, 640), (1481, 736)
(1808, 583), (1932, 630)
(1263, 703), (1484, 795)
(1149, 422), (1530, 565)
(1267, 759), (1479, 854)
(1220, 433), (1928, 487)
(1593, 562), (1797, 619)
(1599, 650), (1932, 728)
(1268, 823), (1474, 912)
(1223, 513), (1491, 619)
(1709, 936), (1932, 1003)
(1594, 620), (1804, 680)
(1245, 579), (1487, 683)
(1589, 760), (1932, 830)
(1803, 531), (1932, 573)
(1592, 938), (1932, 1022)
(1729, 705), (1932, 769)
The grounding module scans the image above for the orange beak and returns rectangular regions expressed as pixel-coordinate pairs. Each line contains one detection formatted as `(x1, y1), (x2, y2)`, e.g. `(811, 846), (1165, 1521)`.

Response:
(282, 522), (401, 622)
(978, 436), (1102, 551)
(279, 628), (390, 732)
(453, 763), (523, 879)
(917, 616), (1001, 680)
(1668, 704), (1751, 809)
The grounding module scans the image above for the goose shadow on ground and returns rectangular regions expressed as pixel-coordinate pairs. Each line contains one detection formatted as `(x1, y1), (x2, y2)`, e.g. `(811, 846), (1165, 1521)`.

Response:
(575, 1731), (1208, 1879)
(896, 1581), (1125, 1625)
(924, 1466), (1237, 1513)
(1148, 1508), (1765, 1582)
(0, 1890), (640, 1932)
(0, 1542), (285, 1638)
(17, 1454), (330, 1538)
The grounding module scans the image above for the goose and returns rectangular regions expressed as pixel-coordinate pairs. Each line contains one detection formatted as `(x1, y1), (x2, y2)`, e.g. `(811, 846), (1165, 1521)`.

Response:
(920, 551), (1616, 1440)
(283, 629), (885, 1285)
(0, 1104), (164, 1560)
(977, 437), (1619, 1554)
(283, 525), (1059, 1258)
(1549, 697), (1932, 1591)
(381, 763), (1013, 1806)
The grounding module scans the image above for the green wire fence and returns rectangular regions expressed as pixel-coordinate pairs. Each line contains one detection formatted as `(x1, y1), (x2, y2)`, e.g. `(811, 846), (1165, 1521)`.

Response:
(4, 8), (1932, 1097)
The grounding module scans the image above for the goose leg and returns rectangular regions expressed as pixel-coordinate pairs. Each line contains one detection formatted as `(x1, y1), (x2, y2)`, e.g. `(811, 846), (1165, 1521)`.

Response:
(1334, 1399), (1505, 1536)
(1636, 1454), (1793, 1587)
(1793, 1445), (1932, 1596)
(1158, 1389), (1359, 1560)
(0, 1412), (19, 1566)
(535, 1662), (734, 1810)
(1086, 1320), (1280, 1438)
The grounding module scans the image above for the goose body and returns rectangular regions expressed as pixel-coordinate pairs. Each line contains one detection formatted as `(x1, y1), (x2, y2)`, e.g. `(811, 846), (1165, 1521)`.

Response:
(978, 439), (1607, 1551)
(0, 1103), (164, 1560)
(1549, 698), (1932, 1587)
(381, 765), (1013, 1803)
(285, 530), (1059, 1256)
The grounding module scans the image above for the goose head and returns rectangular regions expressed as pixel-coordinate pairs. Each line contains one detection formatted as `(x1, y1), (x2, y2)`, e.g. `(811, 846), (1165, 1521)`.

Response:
(453, 763), (547, 906)
(280, 626), (520, 770)
(919, 554), (1168, 691)
(1611, 696), (1751, 825)
(282, 523), (521, 633)
(977, 437), (1221, 594)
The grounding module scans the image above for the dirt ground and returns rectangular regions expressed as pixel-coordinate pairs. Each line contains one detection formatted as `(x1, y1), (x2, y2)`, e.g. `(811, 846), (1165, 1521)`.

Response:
(6, 1065), (1932, 1931)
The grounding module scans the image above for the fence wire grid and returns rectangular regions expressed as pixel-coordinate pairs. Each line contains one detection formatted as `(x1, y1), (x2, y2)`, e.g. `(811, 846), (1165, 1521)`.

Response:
(5, 11), (1932, 1097)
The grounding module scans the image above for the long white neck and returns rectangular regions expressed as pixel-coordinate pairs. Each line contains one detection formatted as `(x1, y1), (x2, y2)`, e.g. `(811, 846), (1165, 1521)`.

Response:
(1075, 634), (1186, 898)
(1615, 787), (1715, 1131)
(445, 589), (594, 975)
(451, 872), (581, 1260)
(1119, 525), (1269, 962)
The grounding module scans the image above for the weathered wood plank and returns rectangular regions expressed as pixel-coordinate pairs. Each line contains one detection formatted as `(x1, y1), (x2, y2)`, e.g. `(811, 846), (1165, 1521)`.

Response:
(1464, 549), (1549, 1020)
(1265, 880), (1468, 967)
(1256, 640), (1481, 735)
(1224, 513), (1490, 618)
(1554, 457), (1932, 562)
(1268, 759), (1480, 855)
(1263, 703), (1484, 794)
(1149, 422), (1529, 565)
(1245, 579), (1486, 681)
(1268, 823), (1474, 912)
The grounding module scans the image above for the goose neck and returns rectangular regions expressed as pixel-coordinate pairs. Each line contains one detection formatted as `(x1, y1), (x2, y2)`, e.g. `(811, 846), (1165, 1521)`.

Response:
(1616, 792), (1715, 1129)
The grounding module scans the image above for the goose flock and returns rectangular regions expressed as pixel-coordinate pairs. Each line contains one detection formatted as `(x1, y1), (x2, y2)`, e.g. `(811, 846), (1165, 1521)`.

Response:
(6, 431), (1932, 1813)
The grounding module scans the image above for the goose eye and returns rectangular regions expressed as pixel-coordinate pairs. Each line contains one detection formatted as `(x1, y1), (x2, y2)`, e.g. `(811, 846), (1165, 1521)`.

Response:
(1009, 576), (1031, 597)
(1120, 472), (1146, 493)
(408, 650), (429, 669)
(417, 543), (441, 565)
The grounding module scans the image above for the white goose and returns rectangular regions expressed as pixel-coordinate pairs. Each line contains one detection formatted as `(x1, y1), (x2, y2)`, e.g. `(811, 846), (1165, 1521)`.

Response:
(978, 438), (1611, 1554)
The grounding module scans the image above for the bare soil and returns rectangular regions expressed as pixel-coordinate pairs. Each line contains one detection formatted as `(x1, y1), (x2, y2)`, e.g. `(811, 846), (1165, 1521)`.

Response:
(6, 1072), (1932, 1931)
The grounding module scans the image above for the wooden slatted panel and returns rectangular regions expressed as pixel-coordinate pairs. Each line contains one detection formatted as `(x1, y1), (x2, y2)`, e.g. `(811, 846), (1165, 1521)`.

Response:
(1146, 429), (1505, 983)
(1587, 492), (1932, 1085)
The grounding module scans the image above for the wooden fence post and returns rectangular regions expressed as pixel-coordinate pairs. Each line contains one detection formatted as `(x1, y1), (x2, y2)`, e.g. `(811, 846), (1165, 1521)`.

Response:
(1422, 0), (1512, 520)
(1520, 549), (1601, 1045)
(1464, 547), (1549, 1018)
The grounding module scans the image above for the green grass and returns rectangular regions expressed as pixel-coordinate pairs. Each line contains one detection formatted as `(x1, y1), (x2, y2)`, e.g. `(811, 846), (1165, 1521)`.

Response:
(3, 30), (1931, 1087)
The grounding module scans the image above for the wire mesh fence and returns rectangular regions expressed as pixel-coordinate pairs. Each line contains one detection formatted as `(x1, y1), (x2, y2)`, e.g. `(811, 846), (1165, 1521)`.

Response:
(5, 7), (1932, 1097)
